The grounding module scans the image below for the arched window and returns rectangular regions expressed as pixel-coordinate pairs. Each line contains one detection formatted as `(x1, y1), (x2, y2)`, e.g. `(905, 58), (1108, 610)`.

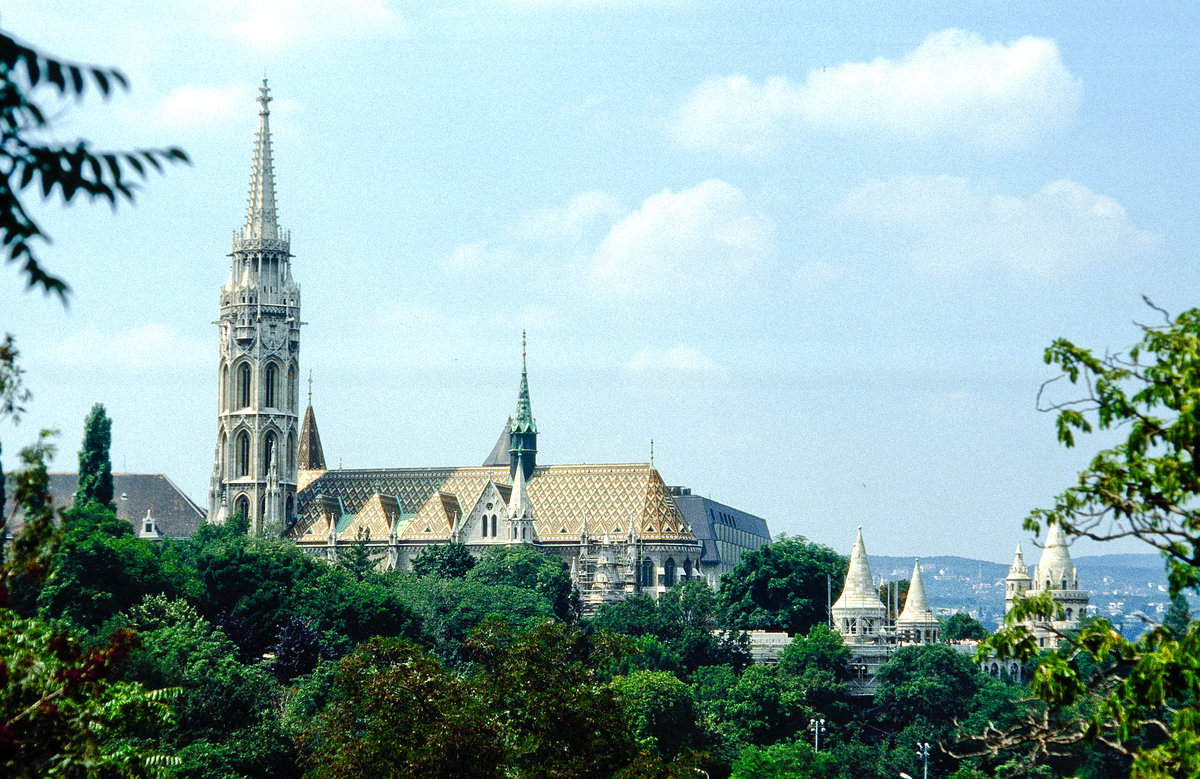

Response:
(238, 364), (251, 408)
(286, 495), (294, 520)
(218, 432), (227, 473)
(641, 558), (653, 587)
(288, 365), (297, 410)
(263, 432), (276, 476)
(287, 433), (295, 473)
(235, 494), (249, 520)
(237, 432), (250, 477)
(1065, 608), (1073, 620)
(265, 364), (277, 408)
(481, 516), (488, 537)
(221, 363), (229, 410)
(663, 558), (676, 588)
(1061, 578), (1067, 589)
(491, 516), (497, 537)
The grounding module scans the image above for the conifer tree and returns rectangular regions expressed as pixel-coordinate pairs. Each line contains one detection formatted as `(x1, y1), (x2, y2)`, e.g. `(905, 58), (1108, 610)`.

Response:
(74, 403), (113, 508)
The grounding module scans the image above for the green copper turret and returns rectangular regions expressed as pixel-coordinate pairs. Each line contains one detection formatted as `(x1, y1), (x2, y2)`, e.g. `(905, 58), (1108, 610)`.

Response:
(509, 331), (537, 483)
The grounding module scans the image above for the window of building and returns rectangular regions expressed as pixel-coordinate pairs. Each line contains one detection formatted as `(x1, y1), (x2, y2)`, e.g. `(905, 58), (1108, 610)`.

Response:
(263, 432), (276, 476)
(265, 364), (277, 408)
(238, 364), (251, 408)
(237, 432), (250, 477)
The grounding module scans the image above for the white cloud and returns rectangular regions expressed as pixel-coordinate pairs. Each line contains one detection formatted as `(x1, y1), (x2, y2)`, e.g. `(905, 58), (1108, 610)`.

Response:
(590, 179), (775, 298)
(623, 345), (727, 380)
(842, 175), (1159, 274)
(446, 240), (516, 271)
(516, 191), (624, 244)
(220, 0), (407, 52)
(48, 325), (208, 371)
(671, 29), (1081, 153)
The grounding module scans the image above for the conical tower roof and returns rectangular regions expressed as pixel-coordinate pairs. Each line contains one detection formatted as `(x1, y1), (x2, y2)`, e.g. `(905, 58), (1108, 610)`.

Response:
(245, 79), (279, 242)
(510, 331), (536, 435)
(1007, 542), (1031, 582)
(298, 402), (326, 471)
(483, 418), (512, 466)
(1036, 522), (1077, 589)
(831, 527), (887, 618)
(897, 559), (938, 629)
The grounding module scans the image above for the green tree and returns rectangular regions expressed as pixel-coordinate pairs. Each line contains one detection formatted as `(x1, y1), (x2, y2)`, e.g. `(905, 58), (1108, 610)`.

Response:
(73, 403), (113, 508)
(611, 670), (700, 761)
(0, 30), (186, 299)
(718, 536), (848, 635)
(874, 644), (982, 732)
(979, 304), (1200, 774)
(302, 637), (502, 779)
(778, 623), (854, 720)
(411, 541), (476, 578)
(467, 545), (576, 621)
(943, 612), (989, 641)
(337, 526), (374, 580)
(731, 741), (835, 779)
(1163, 594), (1191, 639)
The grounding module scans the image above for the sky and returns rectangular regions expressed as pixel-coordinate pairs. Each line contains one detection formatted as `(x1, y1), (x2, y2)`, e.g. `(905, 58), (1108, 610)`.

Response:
(3, 2), (1198, 563)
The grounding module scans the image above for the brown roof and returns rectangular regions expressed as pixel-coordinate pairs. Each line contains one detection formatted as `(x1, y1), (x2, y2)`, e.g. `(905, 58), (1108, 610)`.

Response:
(3, 473), (204, 539)
(298, 404), (326, 471)
(293, 463), (695, 546)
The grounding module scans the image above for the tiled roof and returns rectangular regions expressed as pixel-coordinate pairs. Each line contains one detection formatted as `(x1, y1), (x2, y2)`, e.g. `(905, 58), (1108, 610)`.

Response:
(293, 463), (694, 545)
(298, 404), (326, 470)
(2, 473), (203, 539)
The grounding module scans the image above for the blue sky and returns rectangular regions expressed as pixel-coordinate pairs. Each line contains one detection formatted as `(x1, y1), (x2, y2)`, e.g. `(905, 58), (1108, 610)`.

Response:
(3, 2), (1198, 562)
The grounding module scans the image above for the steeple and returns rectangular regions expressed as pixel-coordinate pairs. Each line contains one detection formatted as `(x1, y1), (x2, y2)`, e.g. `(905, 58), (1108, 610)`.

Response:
(509, 331), (538, 483)
(298, 402), (326, 471)
(830, 527), (888, 644)
(245, 79), (279, 243)
(210, 82), (301, 535)
(896, 559), (939, 642)
(1005, 542), (1033, 612)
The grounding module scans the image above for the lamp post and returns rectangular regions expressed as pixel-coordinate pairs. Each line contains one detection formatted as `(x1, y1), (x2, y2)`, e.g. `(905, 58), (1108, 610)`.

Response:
(917, 741), (932, 779)
(808, 717), (826, 752)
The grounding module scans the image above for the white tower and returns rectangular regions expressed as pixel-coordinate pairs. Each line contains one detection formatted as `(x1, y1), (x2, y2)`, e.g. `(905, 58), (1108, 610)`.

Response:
(208, 80), (301, 535)
(831, 527), (889, 643)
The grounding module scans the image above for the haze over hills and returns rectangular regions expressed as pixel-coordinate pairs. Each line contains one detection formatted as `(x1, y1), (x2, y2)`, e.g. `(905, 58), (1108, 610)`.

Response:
(868, 553), (1180, 636)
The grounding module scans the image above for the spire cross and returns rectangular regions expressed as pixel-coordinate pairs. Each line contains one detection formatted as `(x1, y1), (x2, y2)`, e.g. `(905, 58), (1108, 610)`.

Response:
(307, 370), (313, 406)
(650, 439), (654, 468)
(522, 329), (527, 368)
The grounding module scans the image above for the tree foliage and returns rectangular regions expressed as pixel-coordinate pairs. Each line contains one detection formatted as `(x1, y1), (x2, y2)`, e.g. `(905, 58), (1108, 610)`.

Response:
(411, 541), (475, 579)
(943, 612), (989, 641)
(979, 302), (1200, 775)
(0, 30), (187, 300)
(467, 545), (577, 622)
(73, 403), (113, 509)
(718, 536), (848, 635)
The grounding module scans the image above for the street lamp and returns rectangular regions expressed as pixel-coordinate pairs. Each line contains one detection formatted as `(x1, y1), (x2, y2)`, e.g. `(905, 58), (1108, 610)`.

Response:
(917, 741), (932, 779)
(808, 717), (826, 752)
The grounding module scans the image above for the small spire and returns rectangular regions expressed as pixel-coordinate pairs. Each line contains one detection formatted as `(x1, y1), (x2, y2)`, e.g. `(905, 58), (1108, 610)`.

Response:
(245, 78), (279, 242)
(650, 439), (654, 468)
(511, 331), (536, 433)
(307, 369), (313, 406)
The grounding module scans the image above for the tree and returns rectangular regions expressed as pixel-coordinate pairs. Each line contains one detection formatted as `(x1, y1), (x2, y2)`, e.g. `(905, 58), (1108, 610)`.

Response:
(73, 403), (114, 508)
(611, 670), (700, 761)
(1163, 594), (1191, 639)
(303, 638), (505, 779)
(878, 578), (910, 620)
(718, 536), (848, 635)
(0, 30), (186, 299)
(337, 526), (374, 581)
(467, 545), (576, 622)
(979, 302), (1200, 775)
(411, 541), (476, 578)
(943, 612), (989, 641)
(778, 623), (853, 719)
(731, 741), (835, 779)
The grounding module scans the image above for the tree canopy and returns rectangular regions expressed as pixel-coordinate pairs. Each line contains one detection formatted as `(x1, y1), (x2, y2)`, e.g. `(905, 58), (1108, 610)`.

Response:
(718, 536), (848, 635)
(981, 302), (1200, 775)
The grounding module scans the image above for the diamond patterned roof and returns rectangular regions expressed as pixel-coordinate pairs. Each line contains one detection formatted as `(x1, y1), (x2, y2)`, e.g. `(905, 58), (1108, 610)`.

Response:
(292, 463), (693, 545)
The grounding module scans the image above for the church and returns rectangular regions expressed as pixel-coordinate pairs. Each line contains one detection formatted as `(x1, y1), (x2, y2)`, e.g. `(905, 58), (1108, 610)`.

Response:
(203, 82), (772, 610)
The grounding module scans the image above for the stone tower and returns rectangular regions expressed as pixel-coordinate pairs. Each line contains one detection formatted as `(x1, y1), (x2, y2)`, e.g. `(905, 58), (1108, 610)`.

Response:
(208, 80), (301, 535)
(831, 527), (889, 644)
(509, 332), (537, 484)
(1005, 543), (1032, 612)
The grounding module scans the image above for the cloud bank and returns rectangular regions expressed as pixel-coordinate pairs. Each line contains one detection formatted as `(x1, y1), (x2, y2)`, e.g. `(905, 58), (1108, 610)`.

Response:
(671, 29), (1081, 153)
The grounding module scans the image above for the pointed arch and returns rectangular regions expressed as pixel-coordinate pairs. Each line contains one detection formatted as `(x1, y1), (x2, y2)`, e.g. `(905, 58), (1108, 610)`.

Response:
(265, 363), (278, 408)
(287, 432), (295, 473)
(263, 431), (277, 477)
(220, 362), (230, 410)
(238, 363), (252, 408)
(288, 364), (297, 410)
(237, 431), (250, 477)
(234, 493), (250, 520)
(663, 557), (676, 588)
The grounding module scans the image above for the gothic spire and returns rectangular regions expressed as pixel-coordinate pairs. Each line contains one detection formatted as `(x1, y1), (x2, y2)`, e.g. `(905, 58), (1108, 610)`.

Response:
(298, 401), (326, 471)
(831, 527), (888, 613)
(511, 330), (536, 434)
(245, 78), (279, 242)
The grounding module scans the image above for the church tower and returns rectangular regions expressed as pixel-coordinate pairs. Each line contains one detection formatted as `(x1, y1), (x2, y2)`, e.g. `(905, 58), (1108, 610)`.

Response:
(509, 332), (537, 484)
(208, 80), (301, 535)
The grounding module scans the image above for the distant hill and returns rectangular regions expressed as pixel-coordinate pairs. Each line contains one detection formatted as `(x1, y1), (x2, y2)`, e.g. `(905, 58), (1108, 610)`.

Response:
(866, 553), (1177, 636)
